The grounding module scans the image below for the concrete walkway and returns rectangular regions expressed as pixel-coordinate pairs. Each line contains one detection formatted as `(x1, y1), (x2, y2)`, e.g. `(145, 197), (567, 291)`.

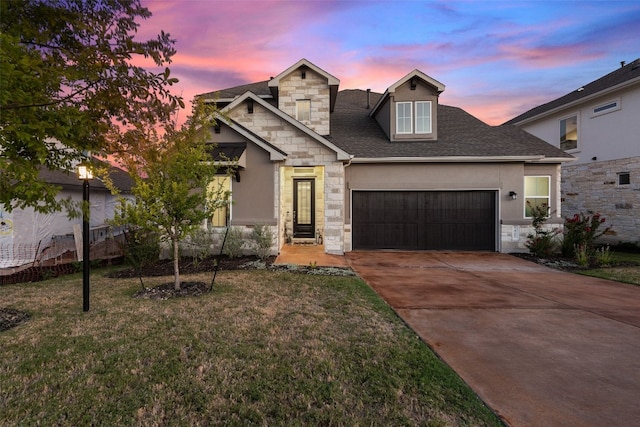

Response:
(346, 251), (640, 427)
(274, 244), (349, 267)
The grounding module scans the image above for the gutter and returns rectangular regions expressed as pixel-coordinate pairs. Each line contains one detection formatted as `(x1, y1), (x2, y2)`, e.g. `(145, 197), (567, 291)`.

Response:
(349, 155), (550, 163)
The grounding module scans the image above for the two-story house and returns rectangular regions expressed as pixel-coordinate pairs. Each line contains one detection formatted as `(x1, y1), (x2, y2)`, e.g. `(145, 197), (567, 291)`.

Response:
(198, 59), (572, 255)
(505, 59), (640, 245)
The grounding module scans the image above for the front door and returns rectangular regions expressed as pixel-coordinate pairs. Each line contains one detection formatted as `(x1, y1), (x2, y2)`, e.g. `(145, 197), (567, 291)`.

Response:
(293, 179), (315, 238)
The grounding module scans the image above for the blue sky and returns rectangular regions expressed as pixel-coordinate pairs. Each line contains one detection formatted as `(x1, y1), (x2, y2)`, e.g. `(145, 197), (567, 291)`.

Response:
(138, 0), (640, 124)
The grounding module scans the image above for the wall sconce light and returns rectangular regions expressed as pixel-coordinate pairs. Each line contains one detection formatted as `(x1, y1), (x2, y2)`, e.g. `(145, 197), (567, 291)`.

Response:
(247, 99), (254, 114)
(509, 191), (518, 200)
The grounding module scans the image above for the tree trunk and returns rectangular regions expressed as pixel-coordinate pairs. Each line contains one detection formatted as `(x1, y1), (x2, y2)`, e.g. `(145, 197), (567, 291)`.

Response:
(173, 236), (181, 290)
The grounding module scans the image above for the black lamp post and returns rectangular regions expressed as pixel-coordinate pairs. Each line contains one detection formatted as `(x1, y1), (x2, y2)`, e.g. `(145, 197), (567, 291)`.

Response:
(78, 164), (93, 312)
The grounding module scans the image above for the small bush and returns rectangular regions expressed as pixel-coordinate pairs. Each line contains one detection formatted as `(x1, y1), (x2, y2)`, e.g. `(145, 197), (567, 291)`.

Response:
(184, 230), (214, 266)
(222, 226), (244, 259)
(525, 202), (560, 257)
(574, 244), (590, 267)
(123, 228), (160, 269)
(561, 212), (611, 258)
(594, 245), (613, 267)
(249, 224), (274, 261)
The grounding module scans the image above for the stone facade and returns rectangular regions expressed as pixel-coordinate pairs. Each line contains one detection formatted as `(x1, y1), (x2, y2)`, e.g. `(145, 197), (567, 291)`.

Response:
(562, 156), (640, 244)
(277, 69), (331, 136)
(230, 102), (345, 254)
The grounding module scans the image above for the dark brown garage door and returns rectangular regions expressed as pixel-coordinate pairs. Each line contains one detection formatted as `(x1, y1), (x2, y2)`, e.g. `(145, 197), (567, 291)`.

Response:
(352, 190), (497, 251)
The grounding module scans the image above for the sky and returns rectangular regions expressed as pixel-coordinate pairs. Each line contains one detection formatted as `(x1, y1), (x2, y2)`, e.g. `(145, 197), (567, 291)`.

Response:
(136, 0), (640, 125)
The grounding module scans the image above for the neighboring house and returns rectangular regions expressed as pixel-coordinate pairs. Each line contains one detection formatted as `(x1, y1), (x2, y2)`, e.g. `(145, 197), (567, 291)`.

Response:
(505, 58), (640, 245)
(0, 163), (132, 270)
(198, 59), (572, 255)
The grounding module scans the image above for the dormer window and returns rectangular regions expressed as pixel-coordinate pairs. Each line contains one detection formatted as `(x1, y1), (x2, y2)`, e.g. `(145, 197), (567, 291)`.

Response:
(416, 101), (432, 133)
(396, 101), (432, 135)
(396, 102), (412, 133)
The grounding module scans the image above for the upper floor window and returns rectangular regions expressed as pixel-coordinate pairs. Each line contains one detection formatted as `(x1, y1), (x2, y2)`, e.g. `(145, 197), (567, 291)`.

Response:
(591, 99), (620, 118)
(560, 114), (578, 151)
(415, 101), (432, 133)
(524, 176), (550, 218)
(296, 99), (311, 122)
(396, 102), (412, 134)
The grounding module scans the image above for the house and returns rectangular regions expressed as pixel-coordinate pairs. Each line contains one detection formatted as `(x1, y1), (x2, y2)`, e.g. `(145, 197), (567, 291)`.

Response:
(198, 59), (572, 255)
(505, 58), (640, 245)
(0, 164), (132, 271)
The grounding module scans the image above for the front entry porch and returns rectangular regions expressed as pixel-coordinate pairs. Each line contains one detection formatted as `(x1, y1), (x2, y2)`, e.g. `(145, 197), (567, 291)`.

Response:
(274, 243), (348, 267)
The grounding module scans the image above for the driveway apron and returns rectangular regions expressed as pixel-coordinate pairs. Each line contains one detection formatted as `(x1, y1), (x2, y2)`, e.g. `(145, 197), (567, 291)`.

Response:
(347, 251), (640, 427)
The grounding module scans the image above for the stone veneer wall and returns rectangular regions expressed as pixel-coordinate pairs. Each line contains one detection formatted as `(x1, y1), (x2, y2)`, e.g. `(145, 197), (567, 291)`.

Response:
(562, 156), (640, 245)
(277, 70), (331, 136)
(231, 103), (345, 254)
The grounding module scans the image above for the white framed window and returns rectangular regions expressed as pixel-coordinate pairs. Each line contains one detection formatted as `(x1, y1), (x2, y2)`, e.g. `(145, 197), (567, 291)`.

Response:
(524, 176), (550, 218)
(207, 175), (231, 227)
(396, 102), (412, 134)
(296, 99), (311, 122)
(559, 114), (578, 151)
(415, 101), (432, 133)
(591, 98), (620, 118)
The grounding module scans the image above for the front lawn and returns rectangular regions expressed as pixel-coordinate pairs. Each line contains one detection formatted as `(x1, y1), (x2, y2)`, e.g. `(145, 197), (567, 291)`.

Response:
(0, 268), (500, 426)
(577, 250), (640, 285)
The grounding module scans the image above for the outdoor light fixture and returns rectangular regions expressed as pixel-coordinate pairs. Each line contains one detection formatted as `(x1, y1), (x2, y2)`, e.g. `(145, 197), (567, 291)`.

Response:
(509, 191), (518, 200)
(77, 162), (93, 312)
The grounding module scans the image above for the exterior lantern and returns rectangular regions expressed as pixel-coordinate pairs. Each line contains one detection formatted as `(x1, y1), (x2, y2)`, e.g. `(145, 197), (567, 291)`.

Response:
(77, 163), (94, 312)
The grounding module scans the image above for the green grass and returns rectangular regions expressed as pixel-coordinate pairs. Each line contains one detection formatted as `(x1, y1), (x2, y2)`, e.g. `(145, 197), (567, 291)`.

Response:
(578, 251), (640, 286)
(0, 268), (501, 426)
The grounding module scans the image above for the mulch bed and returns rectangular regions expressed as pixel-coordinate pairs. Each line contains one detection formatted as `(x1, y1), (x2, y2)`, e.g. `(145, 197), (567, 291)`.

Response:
(0, 308), (31, 332)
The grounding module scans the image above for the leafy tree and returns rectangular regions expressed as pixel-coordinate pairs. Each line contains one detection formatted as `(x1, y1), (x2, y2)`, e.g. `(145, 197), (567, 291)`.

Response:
(0, 0), (182, 214)
(113, 102), (234, 290)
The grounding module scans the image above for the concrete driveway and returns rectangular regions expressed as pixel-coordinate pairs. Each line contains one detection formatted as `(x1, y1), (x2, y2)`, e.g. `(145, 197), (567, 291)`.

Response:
(346, 251), (640, 427)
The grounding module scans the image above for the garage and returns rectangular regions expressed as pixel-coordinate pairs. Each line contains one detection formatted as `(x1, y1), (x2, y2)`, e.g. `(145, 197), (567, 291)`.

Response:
(352, 190), (497, 251)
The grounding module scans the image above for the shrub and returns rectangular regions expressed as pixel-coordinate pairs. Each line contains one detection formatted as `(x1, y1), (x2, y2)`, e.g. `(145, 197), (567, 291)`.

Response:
(184, 230), (214, 266)
(222, 226), (244, 259)
(122, 228), (160, 269)
(593, 245), (613, 267)
(249, 224), (274, 261)
(561, 212), (611, 258)
(525, 202), (560, 257)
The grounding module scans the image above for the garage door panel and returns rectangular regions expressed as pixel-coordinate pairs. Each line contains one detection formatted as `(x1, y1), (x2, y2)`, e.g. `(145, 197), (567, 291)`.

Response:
(353, 190), (496, 251)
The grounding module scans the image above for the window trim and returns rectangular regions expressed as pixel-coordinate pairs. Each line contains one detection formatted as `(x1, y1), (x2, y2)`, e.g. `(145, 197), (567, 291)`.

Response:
(208, 175), (232, 228)
(559, 113), (579, 152)
(296, 99), (311, 122)
(415, 101), (432, 134)
(396, 101), (413, 134)
(524, 175), (551, 219)
(617, 172), (630, 186)
(591, 98), (620, 118)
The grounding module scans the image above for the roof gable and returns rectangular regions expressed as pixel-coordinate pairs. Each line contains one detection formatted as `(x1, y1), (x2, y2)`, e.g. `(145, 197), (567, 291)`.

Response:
(370, 69), (446, 116)
(268, 58), (340, 88)
(222, 91), (351, 161)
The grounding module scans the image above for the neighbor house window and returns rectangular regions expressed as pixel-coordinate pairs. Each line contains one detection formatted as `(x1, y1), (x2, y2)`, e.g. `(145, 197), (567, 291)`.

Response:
(592, 99), (620, 117)
(208, 175), (231, 227)
(618, 172), (630, 186)
(415, 101), (432, 133)
(560, 114), (578, 151)
(396, 102), (412, 134)
(524, 176), (550, 218)
(296, 100), (311, 122)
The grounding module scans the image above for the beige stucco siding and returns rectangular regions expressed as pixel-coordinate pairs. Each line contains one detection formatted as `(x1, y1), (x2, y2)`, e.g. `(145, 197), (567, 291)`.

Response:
(230, 143), (276, 226)
(344, 162), (562, 252)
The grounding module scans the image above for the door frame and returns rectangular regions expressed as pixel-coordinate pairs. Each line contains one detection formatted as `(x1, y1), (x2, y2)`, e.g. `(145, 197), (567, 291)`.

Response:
(293, 178), (315, 238)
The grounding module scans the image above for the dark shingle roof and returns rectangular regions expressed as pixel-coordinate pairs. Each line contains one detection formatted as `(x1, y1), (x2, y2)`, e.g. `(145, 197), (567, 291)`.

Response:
(199, 80), (271, 100)
(331, 89), (572, 159)
(38, 161), (133, 193)
(504, 58), (640, 125)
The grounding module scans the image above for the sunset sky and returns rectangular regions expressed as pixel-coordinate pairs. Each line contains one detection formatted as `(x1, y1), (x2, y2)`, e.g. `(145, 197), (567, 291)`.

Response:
(137, 0), (640, 125)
